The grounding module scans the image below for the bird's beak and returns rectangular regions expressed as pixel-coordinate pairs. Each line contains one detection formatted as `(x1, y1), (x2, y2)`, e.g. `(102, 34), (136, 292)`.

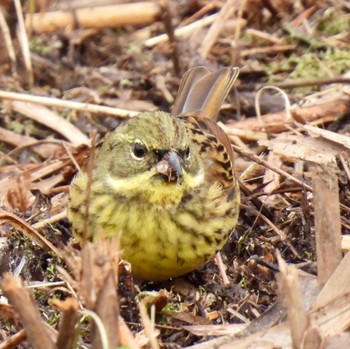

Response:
(155, 150), (183, 182)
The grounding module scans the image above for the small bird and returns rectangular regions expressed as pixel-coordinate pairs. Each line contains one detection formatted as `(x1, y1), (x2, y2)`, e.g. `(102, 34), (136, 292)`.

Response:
(68, 66), (240, 280)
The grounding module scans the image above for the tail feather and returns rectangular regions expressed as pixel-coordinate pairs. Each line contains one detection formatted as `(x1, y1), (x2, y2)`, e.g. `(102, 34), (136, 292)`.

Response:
(171, 66), (239, 121)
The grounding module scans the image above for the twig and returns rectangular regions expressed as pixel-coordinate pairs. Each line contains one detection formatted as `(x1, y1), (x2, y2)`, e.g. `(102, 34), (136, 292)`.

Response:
(119, 317), (142, 349)
(11, 101), (90, 146)
(0, 210), (63, 258)
(291, 6), (317, 27)
(0, 329), (27, 349)
(78, 238), (121, 349)
(214, 252), (230, 285)
(0, 5), (17, 74)
(32, 210), (68, 230)
(138, 302), (160, 349)
(245, 28), (282, 44)
(92, 271), (120, 349)
(161, 1), (181, 76)
(277, 254), (311, 349)
(0, 90), (139, 118)
(240, 203), (300, 258)
(1, 274), (57, 349)
(26, 2), (161, 33)
(53, 298), (80, 349)
(261, 76), (350, 89)
(231, 144), (312, 191)
(234, 0), (246, 43)
(198, 0), (237, 57)
(14, 0), (33, 86)
(240, 44), (296, 57)
(83, 310), (109, 349)
(179, 3), (217, 27)
(145, 14), (218, 47)
(312, 252), (350, 310)
(339, 154), (350, 182)
(226, 97), (350, 134)
(255, 86), (292, 131)
(0, 127), (58, 158)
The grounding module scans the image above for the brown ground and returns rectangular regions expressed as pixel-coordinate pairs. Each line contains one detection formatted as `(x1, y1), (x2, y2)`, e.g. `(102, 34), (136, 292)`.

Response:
(0, 1), (350, 348)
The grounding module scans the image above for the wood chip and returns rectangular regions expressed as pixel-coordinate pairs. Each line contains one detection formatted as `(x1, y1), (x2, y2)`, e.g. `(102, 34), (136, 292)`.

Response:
(312, 165), (342, 288)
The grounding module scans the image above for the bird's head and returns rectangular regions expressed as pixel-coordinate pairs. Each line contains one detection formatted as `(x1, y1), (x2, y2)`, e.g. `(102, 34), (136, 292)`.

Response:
(95, 112), (205, 206)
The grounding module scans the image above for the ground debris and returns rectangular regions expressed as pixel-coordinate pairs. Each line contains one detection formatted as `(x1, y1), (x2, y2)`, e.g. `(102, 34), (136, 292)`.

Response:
(1, 1), (350, 348)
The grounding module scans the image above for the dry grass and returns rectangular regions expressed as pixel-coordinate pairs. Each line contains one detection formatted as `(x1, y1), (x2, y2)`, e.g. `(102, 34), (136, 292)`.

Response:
(0, 0), (350, 348)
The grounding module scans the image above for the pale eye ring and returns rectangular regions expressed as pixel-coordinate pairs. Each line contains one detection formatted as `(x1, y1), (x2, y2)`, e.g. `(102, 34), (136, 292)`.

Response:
(132, 140), (147, 160)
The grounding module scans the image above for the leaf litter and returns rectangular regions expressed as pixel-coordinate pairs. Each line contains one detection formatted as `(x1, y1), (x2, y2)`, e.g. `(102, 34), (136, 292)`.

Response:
(0, 0), (350, 348)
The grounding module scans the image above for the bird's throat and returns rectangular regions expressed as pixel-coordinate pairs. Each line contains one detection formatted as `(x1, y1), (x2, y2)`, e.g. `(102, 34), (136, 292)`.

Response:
(105, 170), (205, 207)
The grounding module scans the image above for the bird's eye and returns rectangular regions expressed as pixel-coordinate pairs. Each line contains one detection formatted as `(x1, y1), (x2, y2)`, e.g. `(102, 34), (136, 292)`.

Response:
(184, 146), (190, 159)
(132, 141), (147, 159)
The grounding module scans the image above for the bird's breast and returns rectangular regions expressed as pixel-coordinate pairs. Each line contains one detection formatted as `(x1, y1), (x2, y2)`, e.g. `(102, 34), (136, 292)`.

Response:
(90, 181), (238, 280)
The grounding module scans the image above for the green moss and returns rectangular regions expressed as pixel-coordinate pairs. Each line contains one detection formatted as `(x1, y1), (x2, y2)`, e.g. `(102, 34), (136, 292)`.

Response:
(126, 42), (142, 55)
(47, 313), (60, 326)
(238, 276), (248, 289)
(266, 48), (350, 92)
(161, 302), (186, 314)
(287, 49), (350, 79)
(198, 285), (206, 296)
(317, 9), (350, 35)
(9, 120), (25, 134)
(29, 37), (51, 55)
(46, 263), (57, 281)
(282, 24), (325, 49)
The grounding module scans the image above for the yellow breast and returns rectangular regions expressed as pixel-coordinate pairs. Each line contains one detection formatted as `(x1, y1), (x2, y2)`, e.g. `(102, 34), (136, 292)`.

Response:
(69, 171), (239, 280)
(94, 181), (238, 280)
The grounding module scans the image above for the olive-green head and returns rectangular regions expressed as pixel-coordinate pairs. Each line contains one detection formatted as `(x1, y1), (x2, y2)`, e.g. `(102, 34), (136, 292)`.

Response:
(95, 111), (203, 188)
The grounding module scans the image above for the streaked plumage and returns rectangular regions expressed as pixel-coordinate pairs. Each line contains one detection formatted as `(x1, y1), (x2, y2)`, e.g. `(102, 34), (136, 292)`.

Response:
(68, 66), (240, 280)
